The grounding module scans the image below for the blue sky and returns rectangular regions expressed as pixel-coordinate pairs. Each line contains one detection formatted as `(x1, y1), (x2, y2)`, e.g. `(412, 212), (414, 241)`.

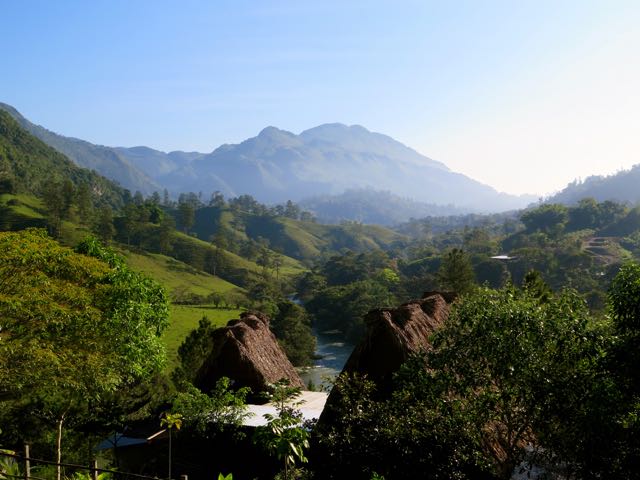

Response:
(2, 0), (639, 196)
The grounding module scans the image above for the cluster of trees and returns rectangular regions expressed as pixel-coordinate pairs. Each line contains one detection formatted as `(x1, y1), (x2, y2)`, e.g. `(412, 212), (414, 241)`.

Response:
(394, 198), (640, 316)
(301, 248), (482, 341)
(313, 266), (640, 479)
(300, 251), (399, 340)
(158, 191), (316, 231)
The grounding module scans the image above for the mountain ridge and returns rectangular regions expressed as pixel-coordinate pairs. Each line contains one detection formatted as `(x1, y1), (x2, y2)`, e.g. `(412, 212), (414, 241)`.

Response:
(0, 102), (161, 194)
(0, 102), (535, 213)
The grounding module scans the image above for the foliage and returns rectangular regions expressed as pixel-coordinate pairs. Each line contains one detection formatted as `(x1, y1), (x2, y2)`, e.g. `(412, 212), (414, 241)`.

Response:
(0, 230), (168, 462)
(315, 284), (611, 479)
(172, 379), (249, 436)
(598, 262), (640, 477)
(254, 380), (310, 480)
(306, 279), (395, 341)
(271, 301), (316, 366)
(424, 286), (603, 478)
(173, 317), (218, 386)
(313, 372), (486, 480)
(0, 450), (21, 480)
(0, 110), (124, 208)
(437, 248), (476, 295)
(520, 203), (568, 236)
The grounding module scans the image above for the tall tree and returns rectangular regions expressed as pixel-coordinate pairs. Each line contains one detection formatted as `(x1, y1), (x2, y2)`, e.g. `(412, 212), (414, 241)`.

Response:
(437, 248), (476, 295)
(75, 182), (93, 225)
(94, 205), (116, 244)
(178, 199), (195, 233)
(0, 230), (169, 471)
(42, 181), (65, 237)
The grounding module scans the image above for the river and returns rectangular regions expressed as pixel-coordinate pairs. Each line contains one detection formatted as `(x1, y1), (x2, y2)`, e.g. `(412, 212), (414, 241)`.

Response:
(299, 328), (355, 390)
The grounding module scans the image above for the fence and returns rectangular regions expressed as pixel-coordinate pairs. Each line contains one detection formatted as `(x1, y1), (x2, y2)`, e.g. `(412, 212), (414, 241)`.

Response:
(0, 446), (182, 480)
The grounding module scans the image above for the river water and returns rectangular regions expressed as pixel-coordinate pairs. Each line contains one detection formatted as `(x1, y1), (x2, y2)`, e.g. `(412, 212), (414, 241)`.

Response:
(299, 329), (355, 390)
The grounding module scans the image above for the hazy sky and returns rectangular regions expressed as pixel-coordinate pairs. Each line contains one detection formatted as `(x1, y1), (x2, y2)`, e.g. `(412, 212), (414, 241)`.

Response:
(2, 0), (639, 196)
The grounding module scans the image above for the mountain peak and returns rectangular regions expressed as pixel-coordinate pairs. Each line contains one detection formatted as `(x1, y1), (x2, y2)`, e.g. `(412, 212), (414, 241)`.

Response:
(258, 126), (295, 139)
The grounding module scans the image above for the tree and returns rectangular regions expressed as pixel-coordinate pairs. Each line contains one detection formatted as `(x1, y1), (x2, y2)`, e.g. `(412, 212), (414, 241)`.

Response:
(315, 286), (606, 479)
(173, 317), (216, 387)
(254, 380), (310, 480)
(0, 230), (169, 474)
(227, 288), (249, 310)
(424, 286), (602, 478)
(61, 179), (76, 218)
(208, 291), (224, 308)
(567, 197), (600, 230)
(284, 200), (300, 219)
(601, 262), (640, 476)
(94, 206), (116, 244)
(520, 204), (568, 236)
(209, 191), (225, 208)
(178, 199), (195, 233)
(42, 181), (65, 237)
(75, 182), (93, 225)
(272, 253), (284, 280)
(313, 372), (483, 479)
(120, 203), (140, 246)
(306, 279), (396, 341)
(209, 232), (229, 277)
(150, 191), (161, 205)
(271, 301), (316, 366)
(172, 378), (249, 436)
(437, 248), (475, 295)
(160, 412), (183, 480)
(158, 215), (175, 254)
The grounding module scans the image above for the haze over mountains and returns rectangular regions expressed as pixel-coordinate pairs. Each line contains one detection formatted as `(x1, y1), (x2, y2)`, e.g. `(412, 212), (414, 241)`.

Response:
(1, 102), (537, 215)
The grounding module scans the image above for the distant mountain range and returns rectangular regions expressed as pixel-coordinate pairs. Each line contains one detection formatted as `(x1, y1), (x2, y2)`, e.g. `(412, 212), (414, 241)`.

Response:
(0, 103), (535, 214)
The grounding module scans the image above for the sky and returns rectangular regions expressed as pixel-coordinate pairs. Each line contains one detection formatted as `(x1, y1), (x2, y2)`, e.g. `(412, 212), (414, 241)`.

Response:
(2, 0), (639, 197)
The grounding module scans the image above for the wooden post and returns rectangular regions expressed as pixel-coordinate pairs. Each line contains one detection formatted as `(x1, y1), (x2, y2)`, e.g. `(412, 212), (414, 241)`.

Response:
(23, 444), (30, 480)
(91, 459), (98, 480)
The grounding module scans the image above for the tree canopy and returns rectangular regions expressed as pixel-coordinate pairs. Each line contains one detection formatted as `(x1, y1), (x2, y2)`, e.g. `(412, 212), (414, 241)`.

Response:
(0, 229), (169, 402)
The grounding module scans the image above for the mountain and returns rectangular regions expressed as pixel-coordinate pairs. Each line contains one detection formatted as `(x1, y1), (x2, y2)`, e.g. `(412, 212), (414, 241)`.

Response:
(0, 109), (123, 205)
(549, 165), (640, 205)
(0, 103), (535, 212)
(122, 123), (534, 211)
(0, 103), (160, 194)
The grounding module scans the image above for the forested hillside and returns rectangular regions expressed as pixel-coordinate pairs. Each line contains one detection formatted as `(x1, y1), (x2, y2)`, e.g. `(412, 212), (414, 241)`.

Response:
(0, 109), (124, 207)
(0, 102), (160, 194)
(549, 163), (640, 205)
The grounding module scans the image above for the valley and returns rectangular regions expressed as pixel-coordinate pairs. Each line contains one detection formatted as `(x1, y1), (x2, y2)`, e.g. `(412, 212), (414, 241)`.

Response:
(2, 100), (640, 480)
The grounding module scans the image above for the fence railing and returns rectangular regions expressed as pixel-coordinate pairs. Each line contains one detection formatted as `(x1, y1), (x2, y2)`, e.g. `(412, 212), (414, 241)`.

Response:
(0, 446), (174, 480)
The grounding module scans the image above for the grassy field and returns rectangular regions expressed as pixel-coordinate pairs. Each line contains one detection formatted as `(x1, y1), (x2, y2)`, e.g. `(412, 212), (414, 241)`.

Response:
(163, 304), (242, 370)
(115, 249), (246, 371)
(121, 248), (241, 296)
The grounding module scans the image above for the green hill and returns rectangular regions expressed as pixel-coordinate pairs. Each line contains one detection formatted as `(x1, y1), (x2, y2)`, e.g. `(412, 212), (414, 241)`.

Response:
(0, 102), (159, 195)
(0, 109), (124, 207)
(190, 205), (408, 264)
(120, 248), (241, 297)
